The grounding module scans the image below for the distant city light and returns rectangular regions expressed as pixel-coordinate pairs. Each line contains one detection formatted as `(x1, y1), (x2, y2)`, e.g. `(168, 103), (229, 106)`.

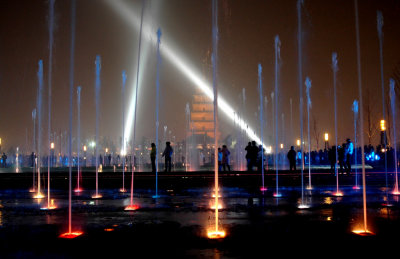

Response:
(50, 142), (55, 149)
(90, 141), (96, 148)
(324, 133), (329, 141)
(280, 143), (284, 149)
(296, 139), (301, 146)
(83, 145), (87, 152)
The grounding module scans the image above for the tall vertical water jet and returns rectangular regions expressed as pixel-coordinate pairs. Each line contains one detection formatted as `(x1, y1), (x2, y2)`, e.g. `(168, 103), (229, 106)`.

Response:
(92, 55), (102, 199)
(273, 35), (281, 198)
(290, 98), (293, 144)
(208, 0), (225, 239)
(59, 0), (82, 239)
(332, 53), (342, 196)
(390, 79), (399, 195)
(271, 91), (274, 170)
(352, 0), (372, 235)
(258, 64), (265, 192)
(125, 0), (145, 211)
(185, 103), (190, 171)
(377, 10), (389, 202)
(297, 0), (305, 202)
(305, 77), (312, 190)
(75, 86), (82, 193)
(352, 100), (359, 190)
(242, 88), (246, 171)
(30, 108), (37, 193)
(153, 28), (162, 199)
(44, 0), (56, 210)
(120, 71), (127, 193)
(33, 60), (45, 199)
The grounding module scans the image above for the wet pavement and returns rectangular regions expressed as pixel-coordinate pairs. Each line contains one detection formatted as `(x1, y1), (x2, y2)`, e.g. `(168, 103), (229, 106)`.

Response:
(0, 170), (399, 258)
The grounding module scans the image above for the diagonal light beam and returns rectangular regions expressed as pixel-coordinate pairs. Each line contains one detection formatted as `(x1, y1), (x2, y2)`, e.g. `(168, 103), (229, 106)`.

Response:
(105, 0), (264, 148)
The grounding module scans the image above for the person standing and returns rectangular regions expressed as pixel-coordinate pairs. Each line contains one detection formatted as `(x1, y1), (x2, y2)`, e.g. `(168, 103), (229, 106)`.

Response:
(287, 146), (296, 171)
(245, 142), (252, 171)
(150, 143), (157, 173)
(222, 145), (231, 171)
(162, 141), (173, 172)
(2, 153), (7, 168)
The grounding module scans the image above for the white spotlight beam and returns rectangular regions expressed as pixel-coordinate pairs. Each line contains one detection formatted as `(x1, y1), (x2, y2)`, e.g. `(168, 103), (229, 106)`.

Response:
(105, 0), (264, 148)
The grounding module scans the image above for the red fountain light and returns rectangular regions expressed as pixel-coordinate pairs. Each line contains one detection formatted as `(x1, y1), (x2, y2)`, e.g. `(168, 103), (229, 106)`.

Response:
(353, 186), (361, 190)
(59, 231), (83, 239)
(260, 187), (267, 192)
(124, 204), (140, 211)
(74, 188), (83, 193)
(273, 193), (282, 198)
(352, 229), (375, 236)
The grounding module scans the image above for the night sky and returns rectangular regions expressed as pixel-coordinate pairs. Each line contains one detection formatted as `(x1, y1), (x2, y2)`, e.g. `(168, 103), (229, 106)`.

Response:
(0, 0), (400, 154)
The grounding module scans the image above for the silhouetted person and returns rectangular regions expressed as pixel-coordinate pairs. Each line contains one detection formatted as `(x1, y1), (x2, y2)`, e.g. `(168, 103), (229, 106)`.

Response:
(222, 145), (231, 171)
(30, 152), (36, 167)
(328, 146), (337, 174)
(162, 141), (173, 172)
(150, 143), (157, 173)
(108, 154), (112, 166)
(2, 153), (7, 168)
(245, 142), (252, 171)
(257, 145), (265, 171)
(287, 146), (296, 171)
(338, 144), (346, 174)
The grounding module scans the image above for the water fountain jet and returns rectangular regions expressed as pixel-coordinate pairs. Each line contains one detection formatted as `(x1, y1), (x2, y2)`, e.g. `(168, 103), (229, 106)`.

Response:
(389, 79), (399, 195)
(92, 55), (102, 200)
(125, 0), (145, 211)
(74, 86), (83, 193)
(207, 0), (225, 239)
(332, 52), (342, 197)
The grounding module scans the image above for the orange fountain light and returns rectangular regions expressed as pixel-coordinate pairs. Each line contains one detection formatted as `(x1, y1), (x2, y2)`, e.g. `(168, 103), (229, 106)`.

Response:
(40, 199), (57, 210)
(119, 188), (127, 193)
(210, 203), (222, 210)
(33, 193), (45, 199)
(91, 194), (103, 199)
(333, 191), (343, 197)
(207, 229), (226, 239)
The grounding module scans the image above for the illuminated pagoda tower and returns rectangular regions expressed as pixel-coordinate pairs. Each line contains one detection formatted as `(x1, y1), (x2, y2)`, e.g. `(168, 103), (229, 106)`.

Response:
(188, 89), (218, 168)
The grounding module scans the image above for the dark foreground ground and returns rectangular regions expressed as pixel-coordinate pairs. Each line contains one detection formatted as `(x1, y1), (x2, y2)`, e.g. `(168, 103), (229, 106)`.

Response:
(0, 169), (399, 258)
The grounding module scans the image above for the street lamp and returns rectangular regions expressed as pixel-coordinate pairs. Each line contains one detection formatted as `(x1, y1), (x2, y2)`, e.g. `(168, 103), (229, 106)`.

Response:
(380, 119), (387, 148)
(380, 119), (386, 131)
(50, 142), (55, 167)
(324, 133), (329, 150)
(296, 139), (301, 147)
